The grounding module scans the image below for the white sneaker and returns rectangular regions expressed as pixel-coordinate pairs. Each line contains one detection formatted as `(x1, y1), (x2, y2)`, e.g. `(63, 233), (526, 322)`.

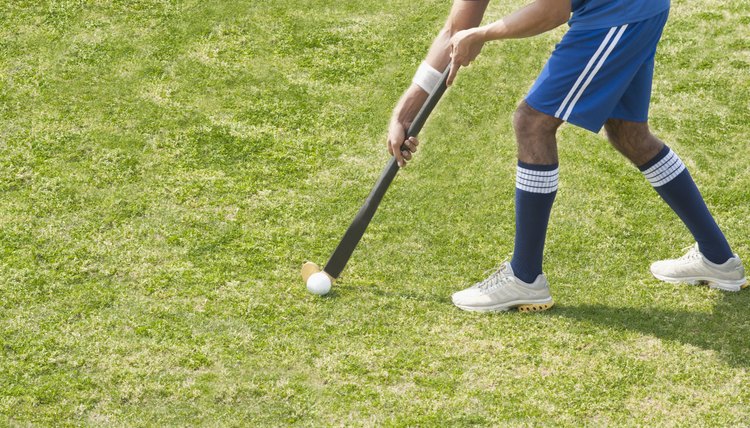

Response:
(451, 262), (554, 312)
(650, 244), (748, 292)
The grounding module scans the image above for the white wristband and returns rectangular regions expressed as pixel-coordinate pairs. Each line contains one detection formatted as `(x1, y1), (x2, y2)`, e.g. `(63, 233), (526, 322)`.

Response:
(412, 62), (442, 94)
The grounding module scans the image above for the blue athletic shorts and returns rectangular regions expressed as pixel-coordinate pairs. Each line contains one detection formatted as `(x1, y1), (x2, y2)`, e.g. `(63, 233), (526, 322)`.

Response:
(525, 10), (669, 133)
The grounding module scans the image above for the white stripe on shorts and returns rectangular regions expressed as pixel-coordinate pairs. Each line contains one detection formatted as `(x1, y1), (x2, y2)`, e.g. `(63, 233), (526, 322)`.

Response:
(554, 26), (617, 119)
(555, 24), (629, 121)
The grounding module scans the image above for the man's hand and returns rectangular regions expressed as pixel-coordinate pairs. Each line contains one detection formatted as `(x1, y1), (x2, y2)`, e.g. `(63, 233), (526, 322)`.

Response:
(387, 119), (419, 168)
(447, 28), (486, 86)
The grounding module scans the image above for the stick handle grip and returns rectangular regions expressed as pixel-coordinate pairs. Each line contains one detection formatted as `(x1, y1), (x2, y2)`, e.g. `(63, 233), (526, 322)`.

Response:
(323, 65), (451, 278)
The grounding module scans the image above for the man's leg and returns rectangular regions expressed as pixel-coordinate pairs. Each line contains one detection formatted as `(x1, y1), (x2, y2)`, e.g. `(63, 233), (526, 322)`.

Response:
(450, 102), (560, 312)
(511, 102), (563, 283)
(604, 119), (734, 264)
(604, 119), (745, 290)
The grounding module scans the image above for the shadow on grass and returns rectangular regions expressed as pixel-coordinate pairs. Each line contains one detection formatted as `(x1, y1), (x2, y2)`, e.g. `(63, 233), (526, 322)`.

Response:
(364, 286), (452, 305)
(552, 290), (750, 367)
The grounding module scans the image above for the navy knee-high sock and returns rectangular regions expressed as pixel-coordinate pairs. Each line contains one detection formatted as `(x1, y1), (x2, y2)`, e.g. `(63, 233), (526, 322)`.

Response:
(511, 162), (558, 283)
(640, 145), (733, 263)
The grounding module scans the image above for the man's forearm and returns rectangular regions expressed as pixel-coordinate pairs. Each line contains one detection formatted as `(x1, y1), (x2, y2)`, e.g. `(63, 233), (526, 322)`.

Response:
(391, 86), (428, 126)
(391, 26), (453, 125)
(392, 1), (490, 123)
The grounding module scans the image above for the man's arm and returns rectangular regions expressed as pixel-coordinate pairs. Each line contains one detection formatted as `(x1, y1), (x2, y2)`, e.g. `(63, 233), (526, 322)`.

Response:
(448, 0), (571, 85)
(388, 1), (490, 167)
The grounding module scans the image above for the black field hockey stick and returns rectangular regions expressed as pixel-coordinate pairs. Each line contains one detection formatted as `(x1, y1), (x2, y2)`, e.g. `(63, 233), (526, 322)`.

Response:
(302, 65), (451, 284)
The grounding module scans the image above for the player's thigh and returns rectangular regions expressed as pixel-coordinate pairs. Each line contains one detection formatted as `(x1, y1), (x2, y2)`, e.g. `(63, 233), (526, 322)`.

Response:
(526, 11), (668, 133)
(609, 57), (655, 125)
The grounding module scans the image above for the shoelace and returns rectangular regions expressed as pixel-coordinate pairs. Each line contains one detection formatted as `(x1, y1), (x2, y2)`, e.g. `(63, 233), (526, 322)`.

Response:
(677, 245), (702, 263)
(477, 264), (514, 292)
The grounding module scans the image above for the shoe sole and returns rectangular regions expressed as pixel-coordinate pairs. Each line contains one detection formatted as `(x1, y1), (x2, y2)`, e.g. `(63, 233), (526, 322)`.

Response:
(454, 298), (555, 313)
(651, 273), (748, 292)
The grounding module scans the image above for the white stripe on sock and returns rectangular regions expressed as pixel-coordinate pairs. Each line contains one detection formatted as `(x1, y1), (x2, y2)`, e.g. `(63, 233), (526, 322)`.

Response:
(642, 150), (686, 187)
(516, 166), (559, 194)
(562, 24), (628, 121)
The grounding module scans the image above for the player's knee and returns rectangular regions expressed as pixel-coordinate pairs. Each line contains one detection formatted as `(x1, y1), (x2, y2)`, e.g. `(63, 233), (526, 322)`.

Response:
(513, 102), (561, 137)
(512, 103), (537, 132)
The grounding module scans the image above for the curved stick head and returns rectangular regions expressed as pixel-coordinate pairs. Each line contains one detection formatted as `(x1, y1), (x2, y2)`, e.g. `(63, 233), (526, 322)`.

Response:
(301, 262), (321, 283)
(302, 261), (335, 285)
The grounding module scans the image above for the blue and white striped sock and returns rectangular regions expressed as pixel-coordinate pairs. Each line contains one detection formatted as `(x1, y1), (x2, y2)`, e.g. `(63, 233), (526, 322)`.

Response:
(640, 145), (733, 264)
(511, 162), (558, 283)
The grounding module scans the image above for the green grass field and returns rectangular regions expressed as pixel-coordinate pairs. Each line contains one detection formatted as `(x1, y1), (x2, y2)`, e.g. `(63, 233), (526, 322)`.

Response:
(2, 0), (750, 425)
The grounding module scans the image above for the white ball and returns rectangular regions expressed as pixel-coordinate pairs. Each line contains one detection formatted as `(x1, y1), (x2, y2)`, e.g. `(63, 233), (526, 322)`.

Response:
(306, 272), (332, 295)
